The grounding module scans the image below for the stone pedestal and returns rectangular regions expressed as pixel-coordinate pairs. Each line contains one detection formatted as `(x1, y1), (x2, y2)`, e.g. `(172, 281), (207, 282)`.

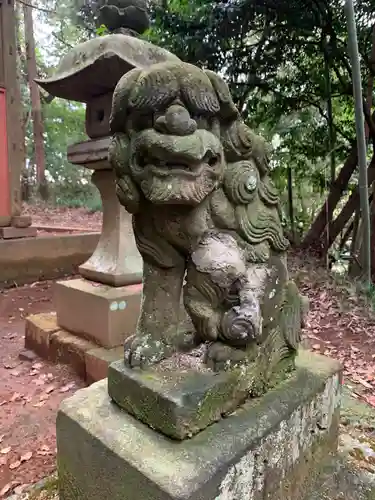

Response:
(24, 138), (143, 382)
(78, 169), (142, 286)
(67, 138), (143, 288)
(57, 351), (342, 500)
(0, 225), (37, 239)
(55, 279), (142, 348)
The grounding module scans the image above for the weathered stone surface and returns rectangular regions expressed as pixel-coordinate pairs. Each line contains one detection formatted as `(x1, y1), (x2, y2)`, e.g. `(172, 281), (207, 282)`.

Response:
(50, 330), (97, 379)
(77, 169), (143, 287)
(35, 34), (180, 102)
(0, 226), (37, 239)
(0, 233), (99, 288)
(109, 61), (307, 383)
(18, 349), (38, 362)
(85, 346), (123, 385)
(24, 311), (124, 381)
(25, 313), (60, 358)
(85, 93), (113, 139)
(0, 216), (11, 227)
(11, 215), (32, 228)
(57, 351), (341, 500)
(108, 346), (295, 440)
(55, 279), (142, 348)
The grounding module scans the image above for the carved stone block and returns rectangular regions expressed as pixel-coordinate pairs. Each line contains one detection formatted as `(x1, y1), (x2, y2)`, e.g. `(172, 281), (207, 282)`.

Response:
(55, 278), (142, 348)
(57, 351), (342, 500)
(0, 226), (37, 238)
(108, 342), (296, 440)
(85, 93), (113, 139)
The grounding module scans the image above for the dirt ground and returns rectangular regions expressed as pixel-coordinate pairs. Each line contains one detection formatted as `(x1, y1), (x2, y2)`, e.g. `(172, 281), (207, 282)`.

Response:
(23, 203), (102, 232)
(0, 281), (84, 497)
(2, 204), (375, 497)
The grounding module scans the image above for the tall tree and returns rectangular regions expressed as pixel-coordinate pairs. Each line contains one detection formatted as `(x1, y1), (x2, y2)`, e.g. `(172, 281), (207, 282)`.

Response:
(23, 1), (47, 198)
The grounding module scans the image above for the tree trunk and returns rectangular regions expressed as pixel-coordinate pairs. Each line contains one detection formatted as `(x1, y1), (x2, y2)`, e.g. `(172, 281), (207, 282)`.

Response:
(368, 26), (375, 280)
(287, 165), (294, 240)
(353, 24), (375, 278)
(324, 46), (336, 184)
(323, 155), (375, 251)
(15, 1), (29, 201)
(23, 3), (47, 199)
(301, 143), (357, 250)
(302, 83), (375, 252)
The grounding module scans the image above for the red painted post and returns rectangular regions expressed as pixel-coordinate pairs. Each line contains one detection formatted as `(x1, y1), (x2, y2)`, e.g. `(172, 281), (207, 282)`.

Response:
(0, 86), (11, 222)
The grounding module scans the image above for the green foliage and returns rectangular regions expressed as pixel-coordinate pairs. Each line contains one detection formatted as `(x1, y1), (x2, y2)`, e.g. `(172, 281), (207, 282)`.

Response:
(22, 0), (375, 225)
(41, 98), (100, 209)
(144, 0), (375, 233)
(96, 24), (109, 36)
(18, 0), (102, 210)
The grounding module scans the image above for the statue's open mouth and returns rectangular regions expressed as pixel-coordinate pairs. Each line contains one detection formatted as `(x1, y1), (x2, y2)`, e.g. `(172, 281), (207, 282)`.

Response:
(130, 129), (223, 179)
(134, 150), (221, 178)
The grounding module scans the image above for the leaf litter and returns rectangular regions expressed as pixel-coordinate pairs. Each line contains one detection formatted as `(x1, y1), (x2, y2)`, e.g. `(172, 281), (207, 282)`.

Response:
(291, 251), (375, 407)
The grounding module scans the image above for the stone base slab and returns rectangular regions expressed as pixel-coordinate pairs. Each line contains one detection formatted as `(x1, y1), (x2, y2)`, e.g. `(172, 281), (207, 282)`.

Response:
(57, 352), (342, 500)
(108, 347), (295, 440)
(85, 346), (123, 385)
(11, 215), (32, 228)
(0, 233), (99, 288)
(25, 313), (123, 383)
(55, 278), (142, 348)
(0, 226), (37, 238)
(0, 216), (11, 227)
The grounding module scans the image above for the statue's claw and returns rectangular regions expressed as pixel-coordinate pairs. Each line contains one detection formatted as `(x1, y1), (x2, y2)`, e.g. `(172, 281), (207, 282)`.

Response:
(124, 335), (173, 368)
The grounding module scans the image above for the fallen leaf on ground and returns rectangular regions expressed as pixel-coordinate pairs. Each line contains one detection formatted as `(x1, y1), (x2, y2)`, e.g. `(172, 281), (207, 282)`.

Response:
(37, 445), (50, 456)
(9, 460), (21, 470)
(0, 483), (12, 496)
(3, 363), (16, 369)
(59, 383), (75, 393)
(10, 392), (22, 402)
(20, 451), (32, 462)
(33, 401), (45, 408)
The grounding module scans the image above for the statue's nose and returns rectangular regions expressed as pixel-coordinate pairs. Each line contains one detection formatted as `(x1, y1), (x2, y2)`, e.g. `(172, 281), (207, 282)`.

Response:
(154, 105), (197, 136)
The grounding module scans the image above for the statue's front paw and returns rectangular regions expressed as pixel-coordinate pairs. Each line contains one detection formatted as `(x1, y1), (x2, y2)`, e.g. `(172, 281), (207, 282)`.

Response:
(124, 335), (173, 368)
(220, 306), (261, 348)
(205, 341), (251, 372)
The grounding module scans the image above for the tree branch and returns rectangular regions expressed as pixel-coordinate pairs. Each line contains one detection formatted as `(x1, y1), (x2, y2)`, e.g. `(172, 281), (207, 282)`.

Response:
(16, 0), (55, 15)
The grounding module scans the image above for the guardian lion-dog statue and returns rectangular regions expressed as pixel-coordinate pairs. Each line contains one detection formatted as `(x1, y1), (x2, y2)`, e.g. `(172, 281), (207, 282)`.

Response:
(109, 61), (307, 390)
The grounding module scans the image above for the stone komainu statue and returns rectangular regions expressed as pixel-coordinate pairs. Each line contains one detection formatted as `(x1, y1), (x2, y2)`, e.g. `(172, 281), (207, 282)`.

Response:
(109, 61), (307, 388)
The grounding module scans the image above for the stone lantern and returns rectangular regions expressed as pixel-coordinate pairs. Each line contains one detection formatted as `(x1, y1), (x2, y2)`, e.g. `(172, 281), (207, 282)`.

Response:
(36, 0), (179, 287)
(26, 0), (181, 382)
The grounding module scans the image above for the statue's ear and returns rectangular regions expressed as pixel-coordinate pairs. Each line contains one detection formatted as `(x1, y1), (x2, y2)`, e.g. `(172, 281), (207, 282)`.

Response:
(108, 133), (141, 214)
(204, 70), (239, 120)
(110, 68), (143, 134)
